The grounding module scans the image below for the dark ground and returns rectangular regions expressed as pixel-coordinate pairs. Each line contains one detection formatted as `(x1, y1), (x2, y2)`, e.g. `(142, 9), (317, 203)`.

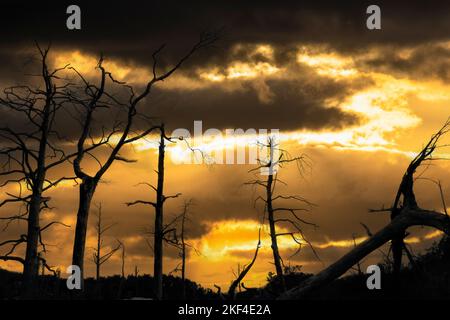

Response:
(1, 236), (449, 300)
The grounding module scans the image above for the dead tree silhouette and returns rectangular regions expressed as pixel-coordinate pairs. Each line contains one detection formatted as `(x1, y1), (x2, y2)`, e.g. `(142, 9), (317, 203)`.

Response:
(0, 45), (86, 297)
(245, 136), (317, 292)
(91, 203), (121, 280)
(119, 240), (125, 278)
(165, 199), (201, 299)
(180, 201), (189, 299)
(175, 200), (195, 299)
(116, 239), (126, 299)
(227, 228), (261, 300)
(66, 33), (217, 290)
(279, 119), (450, 299)
(126, 125), (182, 300)
(212, 229), (261, 300)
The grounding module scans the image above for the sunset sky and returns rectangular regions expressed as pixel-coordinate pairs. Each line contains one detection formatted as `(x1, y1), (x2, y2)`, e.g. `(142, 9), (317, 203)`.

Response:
(1, 1), (450, 289)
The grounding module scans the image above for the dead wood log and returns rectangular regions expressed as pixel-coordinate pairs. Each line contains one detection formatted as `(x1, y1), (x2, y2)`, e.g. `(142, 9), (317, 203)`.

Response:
(278, 208), (450, 299)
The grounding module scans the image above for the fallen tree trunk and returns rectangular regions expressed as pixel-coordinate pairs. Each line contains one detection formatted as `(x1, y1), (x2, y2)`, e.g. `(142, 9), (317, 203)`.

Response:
(278, 208), (450, 299)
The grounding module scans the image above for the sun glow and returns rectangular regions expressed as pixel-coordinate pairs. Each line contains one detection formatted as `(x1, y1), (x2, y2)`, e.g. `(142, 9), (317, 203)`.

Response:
(53, 50), (151, 84)
(297, 49), (358, 78)
(131, 74), (424, 163)
(50, 45), (450, 166)
(199, 61), (280, 82)
(293, 86), (419, 148)
(191, 220), (445, 264)
(190, 220), (305, 261)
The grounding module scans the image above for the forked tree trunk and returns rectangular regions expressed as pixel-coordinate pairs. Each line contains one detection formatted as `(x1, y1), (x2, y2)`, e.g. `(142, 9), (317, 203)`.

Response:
(22, 73), (52, 297)
(67, 36), (216, 293)
(278, 209), (450, 299)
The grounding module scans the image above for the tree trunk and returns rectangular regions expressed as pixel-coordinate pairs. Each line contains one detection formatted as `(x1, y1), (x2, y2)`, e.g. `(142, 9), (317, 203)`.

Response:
(278, 209), (450, 299)
(95, 205), (101, 281)
(154, 131), (165, 300)
(72, 177), (97, 290)
(154, 215), (163, 299)
(22, 82), (51, 297)
(21, 194), (41, 297)
(227, 229), (261, 299)
(121, 244), (125, 278)
(392, 234), (405, 275)
(390, 207), (405, 275)
(266, 173), (286, 291)
(96, 240), (100, 280)
(181, 210), (186, 299)
(117, 243), (125, 299)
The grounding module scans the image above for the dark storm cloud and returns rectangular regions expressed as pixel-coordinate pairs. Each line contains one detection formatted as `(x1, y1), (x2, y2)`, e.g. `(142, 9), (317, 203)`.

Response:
(0, 50), (368, 138)
(357, 44), (450, 82)
(146, 75), (363, 132)
(1, 1), (450, 66)
(0, 0), (448, 135)
(0, 49), (48, 89)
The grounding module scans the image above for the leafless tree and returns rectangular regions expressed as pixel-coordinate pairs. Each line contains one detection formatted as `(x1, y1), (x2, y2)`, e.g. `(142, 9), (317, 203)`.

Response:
(246, 136), (316, 292)
(164, 200), (192, 299)
(91, 203), (121, 280)
(126, 125), (182, 300)
(180, 202), (188, 299)
(212, 228), (261, 300)
(0, 45), (80, 296)
(279, 119), (450, 299)
(116, 239), (126, 299)
(66, 33), (217, 290)
(367, 118), (450, 275)
(167, 199), (198, 299)
(119, 239), (125, 278)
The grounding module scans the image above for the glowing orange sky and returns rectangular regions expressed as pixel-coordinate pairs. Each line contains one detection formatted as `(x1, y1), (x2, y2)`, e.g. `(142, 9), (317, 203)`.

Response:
(2, 42), (450, 290)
